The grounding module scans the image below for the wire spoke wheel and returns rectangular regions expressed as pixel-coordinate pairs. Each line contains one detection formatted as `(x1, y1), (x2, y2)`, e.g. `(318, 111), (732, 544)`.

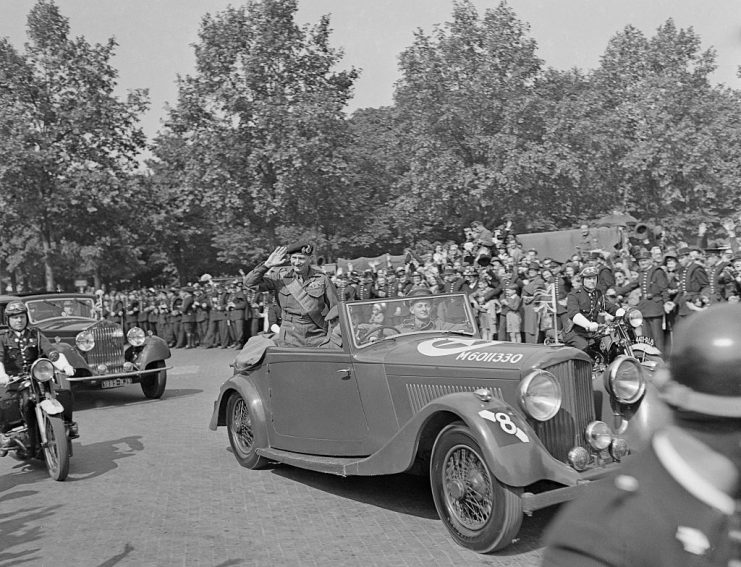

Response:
(226, 393), (268, 469)
(443, 444), (494, 532)
(431, 423), (522, 553)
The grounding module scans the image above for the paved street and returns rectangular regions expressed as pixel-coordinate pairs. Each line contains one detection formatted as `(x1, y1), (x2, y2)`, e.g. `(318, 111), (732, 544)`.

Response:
(0, 348), (554, 567)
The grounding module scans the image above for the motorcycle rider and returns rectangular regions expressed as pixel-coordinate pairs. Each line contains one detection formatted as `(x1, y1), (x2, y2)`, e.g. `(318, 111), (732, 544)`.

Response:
(565, 265), (621, 352)
(0, 300), (78, 455)
(542, 304), (741, 566)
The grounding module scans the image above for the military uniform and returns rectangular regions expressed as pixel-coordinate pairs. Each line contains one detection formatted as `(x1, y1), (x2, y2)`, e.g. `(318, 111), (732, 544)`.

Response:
(180, 291), (197, 348)
(244, 263), (338, 348)
(543, 427), (741, 567)
(630, 264), (669, 352)
(565, 285), (618, 351)
(227, 286), (246, 347)
(676, 260), (709, 319)
(0, 326), (74, 433)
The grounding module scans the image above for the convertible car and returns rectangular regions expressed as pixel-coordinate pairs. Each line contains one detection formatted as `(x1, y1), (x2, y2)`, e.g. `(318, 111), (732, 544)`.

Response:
(14, 293), (171, 399)
(209, 292), (668, 553)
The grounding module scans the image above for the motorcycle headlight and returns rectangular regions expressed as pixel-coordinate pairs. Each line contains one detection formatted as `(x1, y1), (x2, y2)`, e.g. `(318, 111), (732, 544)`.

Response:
(75, 330), (95, 352)
(605, 355), (646, 404)
(626, 308), (643, 328)
(519, 369), (562, 421)
(31, 359), (55, 382)
(127, 327), (146, 347)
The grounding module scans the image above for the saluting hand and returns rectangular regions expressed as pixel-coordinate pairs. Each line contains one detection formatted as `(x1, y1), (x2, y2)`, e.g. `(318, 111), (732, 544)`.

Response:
(265, 246), (288, 269)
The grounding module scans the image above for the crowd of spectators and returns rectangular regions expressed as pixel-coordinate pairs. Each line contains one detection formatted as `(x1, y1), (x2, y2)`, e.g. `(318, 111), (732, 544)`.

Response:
(326, 217), (741, 351)
(94, 279), (279, 350)
(88, 217), (741, 353)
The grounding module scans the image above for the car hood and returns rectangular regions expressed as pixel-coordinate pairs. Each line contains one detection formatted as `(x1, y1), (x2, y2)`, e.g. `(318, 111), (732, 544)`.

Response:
(356, 335), (589, 375)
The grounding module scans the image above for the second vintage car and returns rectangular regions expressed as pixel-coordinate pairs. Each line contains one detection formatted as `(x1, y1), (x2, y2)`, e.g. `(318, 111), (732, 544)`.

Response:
(210, 292), (668, 553)
(15, 293), (172, 399)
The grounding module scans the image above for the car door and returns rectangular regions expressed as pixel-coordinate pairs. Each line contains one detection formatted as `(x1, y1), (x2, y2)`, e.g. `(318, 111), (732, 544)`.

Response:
(267, 347), (369, 456)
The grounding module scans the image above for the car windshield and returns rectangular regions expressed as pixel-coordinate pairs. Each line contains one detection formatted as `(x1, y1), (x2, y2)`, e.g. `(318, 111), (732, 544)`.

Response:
(346, 293), (476, 347)
(25, 297), (96, 323)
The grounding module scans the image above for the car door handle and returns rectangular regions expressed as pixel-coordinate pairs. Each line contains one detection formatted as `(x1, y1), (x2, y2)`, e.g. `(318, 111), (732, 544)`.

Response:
(336, 368), (352, 379)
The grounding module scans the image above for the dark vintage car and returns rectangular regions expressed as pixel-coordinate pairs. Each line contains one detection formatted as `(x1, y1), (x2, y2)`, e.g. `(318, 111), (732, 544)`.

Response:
(209, 293), (669, 553)
(10, 293), (172, 399)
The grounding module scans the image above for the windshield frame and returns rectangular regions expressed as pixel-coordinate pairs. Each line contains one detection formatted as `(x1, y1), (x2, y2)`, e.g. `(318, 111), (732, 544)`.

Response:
(344, 292), (478, 349)
(25, 297), (97, 324)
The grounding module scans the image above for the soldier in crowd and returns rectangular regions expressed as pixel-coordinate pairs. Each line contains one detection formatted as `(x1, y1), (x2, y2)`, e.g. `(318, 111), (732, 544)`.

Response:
(138, 290), (151, 334)
(167, 290), (182, 348)
(243, 242), (338, 347)
(675, 246), (709, 321)
(194, 288), (209, 347)
(227, 281), (246, 348)
(179, 287), (197, 349)
(629, 249), (669, 352)
(109, 291), (124, 327)
(204, 283), (228, 348)
(542, 304), (741, 567)
(124, 292), (139, 333)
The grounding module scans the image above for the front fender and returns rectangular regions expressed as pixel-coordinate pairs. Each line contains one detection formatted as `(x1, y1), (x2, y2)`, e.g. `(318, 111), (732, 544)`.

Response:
(208, 371), (267, 457)
(53, 343), (86, 369)
(349, 392), (577, 488)
(129, 335), (171, 368)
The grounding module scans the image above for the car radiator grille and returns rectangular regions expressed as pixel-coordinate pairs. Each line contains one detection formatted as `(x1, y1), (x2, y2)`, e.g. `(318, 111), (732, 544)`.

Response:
(532, 360), (595, 462)
(84, 322), (126, 373)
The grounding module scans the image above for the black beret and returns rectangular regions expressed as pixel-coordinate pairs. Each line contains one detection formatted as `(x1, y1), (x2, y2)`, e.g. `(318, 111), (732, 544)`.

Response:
(286, 242), (314, 255)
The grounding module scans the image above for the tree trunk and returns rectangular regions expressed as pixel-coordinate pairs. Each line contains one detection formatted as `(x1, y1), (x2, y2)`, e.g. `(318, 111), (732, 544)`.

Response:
(41, 232), (56, 292)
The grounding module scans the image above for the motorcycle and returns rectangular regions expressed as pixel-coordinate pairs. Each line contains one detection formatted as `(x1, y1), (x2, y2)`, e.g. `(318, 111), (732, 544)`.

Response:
(587, 307), (664, 374)
(0, 356), (74, 480)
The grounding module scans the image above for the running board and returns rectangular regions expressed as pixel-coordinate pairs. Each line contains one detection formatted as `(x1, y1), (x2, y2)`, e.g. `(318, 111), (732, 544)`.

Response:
(256, 448), (366, 476)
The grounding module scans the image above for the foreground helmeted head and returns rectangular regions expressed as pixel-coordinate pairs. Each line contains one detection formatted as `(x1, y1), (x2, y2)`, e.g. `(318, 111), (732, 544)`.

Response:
(660, 303), (741, 419)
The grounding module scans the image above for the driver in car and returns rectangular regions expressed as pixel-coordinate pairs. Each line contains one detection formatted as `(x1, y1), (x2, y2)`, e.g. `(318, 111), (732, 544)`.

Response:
(399, 288), (466, 332)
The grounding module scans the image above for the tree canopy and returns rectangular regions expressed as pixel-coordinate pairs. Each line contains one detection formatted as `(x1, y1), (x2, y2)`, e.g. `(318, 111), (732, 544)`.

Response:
(2, 0), (741, 290)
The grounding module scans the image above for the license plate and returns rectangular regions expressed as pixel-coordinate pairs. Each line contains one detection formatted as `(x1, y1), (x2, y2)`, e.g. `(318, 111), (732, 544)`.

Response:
(101, 378), (133, 389)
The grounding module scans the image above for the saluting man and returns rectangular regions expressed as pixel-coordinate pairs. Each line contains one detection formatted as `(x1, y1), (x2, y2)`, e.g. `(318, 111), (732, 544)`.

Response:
(243, 242), (338, 347)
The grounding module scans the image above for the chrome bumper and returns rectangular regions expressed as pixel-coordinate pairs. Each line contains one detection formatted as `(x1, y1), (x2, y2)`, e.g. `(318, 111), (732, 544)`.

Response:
(65, 365), (173, 382)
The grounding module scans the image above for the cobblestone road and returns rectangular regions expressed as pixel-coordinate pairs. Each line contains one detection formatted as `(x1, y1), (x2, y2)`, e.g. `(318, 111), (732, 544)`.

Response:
(0, 348), (554, 567)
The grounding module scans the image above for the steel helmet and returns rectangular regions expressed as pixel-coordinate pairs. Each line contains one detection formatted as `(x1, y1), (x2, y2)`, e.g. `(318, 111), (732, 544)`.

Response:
(661, 304), (741, 418)
(579, 266), (599, 278)
(4, 300), (27, 318)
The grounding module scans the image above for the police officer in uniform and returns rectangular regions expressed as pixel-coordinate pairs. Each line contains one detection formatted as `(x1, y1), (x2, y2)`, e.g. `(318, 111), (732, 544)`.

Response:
(565, 265), (620, 352)
(243, 242), (338, 347)
(542, 304), (741, 567)
(0, 301), (78, 452)
(629, 249), (670, 352)
(676, 247), (709, 321)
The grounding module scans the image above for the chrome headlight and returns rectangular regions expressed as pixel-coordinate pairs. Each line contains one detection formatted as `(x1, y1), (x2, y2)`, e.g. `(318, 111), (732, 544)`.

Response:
(519, 369), (562, 421)
(585, 421), (612, 450)
(127, 327), (146, 347)
(31, 359), (55, 382)
(605, 356), (646, 404)
(75, 330), (95, 352)
(626, 308), (643, 328)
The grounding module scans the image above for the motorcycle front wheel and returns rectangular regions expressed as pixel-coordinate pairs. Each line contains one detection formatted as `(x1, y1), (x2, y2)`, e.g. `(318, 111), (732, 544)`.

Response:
(43, 414), (70, 481)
